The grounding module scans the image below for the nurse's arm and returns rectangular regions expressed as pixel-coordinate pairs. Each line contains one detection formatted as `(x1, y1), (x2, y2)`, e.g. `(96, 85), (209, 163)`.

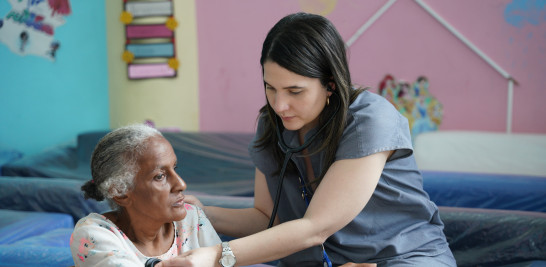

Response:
(223, 150), (390, 265)
(197, 168), (276, 237)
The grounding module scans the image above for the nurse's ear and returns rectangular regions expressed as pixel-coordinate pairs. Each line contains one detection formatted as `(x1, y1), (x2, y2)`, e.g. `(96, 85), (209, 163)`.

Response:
(327, 81), (336, 91)
(326, 82), (335, 97)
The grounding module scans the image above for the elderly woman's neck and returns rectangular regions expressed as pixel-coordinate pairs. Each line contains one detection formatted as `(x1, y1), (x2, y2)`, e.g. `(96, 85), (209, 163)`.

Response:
(105, 208), (174, 251)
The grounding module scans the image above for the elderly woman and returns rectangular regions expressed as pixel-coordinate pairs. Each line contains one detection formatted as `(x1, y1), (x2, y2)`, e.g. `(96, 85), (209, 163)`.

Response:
(70, 124), (221, 266)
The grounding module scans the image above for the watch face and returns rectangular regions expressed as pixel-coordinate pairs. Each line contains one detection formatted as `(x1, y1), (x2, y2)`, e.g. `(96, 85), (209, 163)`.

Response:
(221, 255), (236, 266)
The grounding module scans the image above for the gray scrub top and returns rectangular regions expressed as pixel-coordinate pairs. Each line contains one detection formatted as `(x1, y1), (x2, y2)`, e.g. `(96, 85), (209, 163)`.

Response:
(249, 90), (450, 266)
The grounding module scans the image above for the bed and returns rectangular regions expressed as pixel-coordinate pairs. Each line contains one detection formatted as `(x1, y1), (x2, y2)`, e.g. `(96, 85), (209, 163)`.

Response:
(1, 130), (545, 266)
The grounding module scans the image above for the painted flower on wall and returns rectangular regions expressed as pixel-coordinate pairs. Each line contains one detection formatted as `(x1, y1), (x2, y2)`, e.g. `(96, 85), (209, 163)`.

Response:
(122, 50), (134, 63)
(168, 58), (179, 70)
(165, 17), (178, 31)
(120, 11), (133, 24)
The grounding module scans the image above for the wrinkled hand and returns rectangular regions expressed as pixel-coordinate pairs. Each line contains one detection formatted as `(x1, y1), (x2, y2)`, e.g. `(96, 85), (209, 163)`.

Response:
(155, 246), (219, 267)
(339, 263), (377, 267)
(184, 195), (204, 210)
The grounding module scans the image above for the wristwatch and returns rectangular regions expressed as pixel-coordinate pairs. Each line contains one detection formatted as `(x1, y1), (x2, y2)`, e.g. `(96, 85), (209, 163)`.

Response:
(219, 241), (237, 267)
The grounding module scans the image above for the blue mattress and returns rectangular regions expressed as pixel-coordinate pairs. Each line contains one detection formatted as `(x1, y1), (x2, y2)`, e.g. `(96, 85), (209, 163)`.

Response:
(0, 176), (255, 222)
(440, 207), (546, 267)
(0, 227), (74, 267)
(0, 209), (73, 245)
(422, 170), (546, 212)
(1, 177), (545, 266)
(0, 177), (110, 222)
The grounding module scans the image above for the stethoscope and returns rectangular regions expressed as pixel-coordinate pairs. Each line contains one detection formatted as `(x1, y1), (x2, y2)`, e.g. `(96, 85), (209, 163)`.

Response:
(267, 90), (340, 267)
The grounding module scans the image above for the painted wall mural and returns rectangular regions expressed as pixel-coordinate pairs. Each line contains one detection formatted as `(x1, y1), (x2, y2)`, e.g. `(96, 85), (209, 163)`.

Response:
(0, 0), (70, 61)
(378, 74), (443, 141)
(504, 0), (546, 28)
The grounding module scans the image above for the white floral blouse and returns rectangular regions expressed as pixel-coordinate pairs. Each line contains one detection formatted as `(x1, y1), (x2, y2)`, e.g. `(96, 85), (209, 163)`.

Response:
(70, 204), (221, 266)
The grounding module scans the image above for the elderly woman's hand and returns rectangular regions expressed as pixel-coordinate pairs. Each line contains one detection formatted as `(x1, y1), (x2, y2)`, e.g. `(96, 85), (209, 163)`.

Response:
(183, 195), (204, 210)
(155, 245), (220, 267)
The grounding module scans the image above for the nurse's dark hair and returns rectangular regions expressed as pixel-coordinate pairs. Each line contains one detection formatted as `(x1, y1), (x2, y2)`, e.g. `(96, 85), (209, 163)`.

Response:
(256, 12), (365, 182)
(81, 124), (162, 209)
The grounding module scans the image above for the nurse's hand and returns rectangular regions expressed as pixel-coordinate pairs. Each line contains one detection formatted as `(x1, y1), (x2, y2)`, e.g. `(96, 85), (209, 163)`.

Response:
(183, 195), (204, 210)
(340, 263), (377, 267)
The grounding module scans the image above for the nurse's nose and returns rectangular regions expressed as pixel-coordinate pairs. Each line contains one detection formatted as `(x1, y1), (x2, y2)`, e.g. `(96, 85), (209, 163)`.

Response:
(273, 92), (290, 113)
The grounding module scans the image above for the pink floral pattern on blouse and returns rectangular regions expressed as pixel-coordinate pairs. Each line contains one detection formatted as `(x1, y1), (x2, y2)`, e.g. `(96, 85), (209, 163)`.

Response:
(69, 204), (220, 266)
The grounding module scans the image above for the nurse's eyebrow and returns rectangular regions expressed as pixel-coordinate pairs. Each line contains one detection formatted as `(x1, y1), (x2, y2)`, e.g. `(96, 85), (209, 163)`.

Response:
(264, 81), (304, 90)
(283, 85), (304, 89)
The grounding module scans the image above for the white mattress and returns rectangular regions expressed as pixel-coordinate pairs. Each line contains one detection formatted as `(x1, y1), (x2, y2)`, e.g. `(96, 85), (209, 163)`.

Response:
(413, 131), (546, 177)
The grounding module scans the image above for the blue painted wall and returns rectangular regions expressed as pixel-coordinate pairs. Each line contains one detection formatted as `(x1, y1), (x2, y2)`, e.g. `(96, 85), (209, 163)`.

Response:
(0, 0), (109, 156)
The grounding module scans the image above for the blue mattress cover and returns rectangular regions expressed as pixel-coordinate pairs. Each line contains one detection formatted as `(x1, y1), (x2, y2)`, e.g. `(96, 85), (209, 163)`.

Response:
(0, 209), (73, 245)
(0, 177), (111, 222)
(0, 177), (544, 266)
(439, 207), (546, 267)
(0, 176), (255, 222)
(0, 228), (74, 267)
(422, 170), (546, 212)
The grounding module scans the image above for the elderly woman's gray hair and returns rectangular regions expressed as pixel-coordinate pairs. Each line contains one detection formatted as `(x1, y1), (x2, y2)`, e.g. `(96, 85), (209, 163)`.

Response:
(81, 124), (163, 209)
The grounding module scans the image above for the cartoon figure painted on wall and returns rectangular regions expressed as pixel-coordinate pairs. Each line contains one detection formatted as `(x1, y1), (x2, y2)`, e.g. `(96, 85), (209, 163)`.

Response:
(0, 0), (71, 61)
(378, 74), (443, 142)
(378, 74), (399, 107)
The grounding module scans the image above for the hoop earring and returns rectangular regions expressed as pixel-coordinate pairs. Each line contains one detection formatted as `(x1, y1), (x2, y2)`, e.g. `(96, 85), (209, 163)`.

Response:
(326, 97), (330, 106)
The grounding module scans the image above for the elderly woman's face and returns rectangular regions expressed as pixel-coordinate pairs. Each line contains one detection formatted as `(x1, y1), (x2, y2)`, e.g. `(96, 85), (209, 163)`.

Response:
(124, 135), (187, 223)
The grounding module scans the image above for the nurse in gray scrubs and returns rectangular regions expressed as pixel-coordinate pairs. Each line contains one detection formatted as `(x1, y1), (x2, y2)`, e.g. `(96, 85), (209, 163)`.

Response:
(157, 12), (456, 267)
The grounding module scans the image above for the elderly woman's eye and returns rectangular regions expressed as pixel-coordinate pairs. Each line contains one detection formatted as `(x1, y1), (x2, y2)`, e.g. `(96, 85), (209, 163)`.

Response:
(154, 173), (166, 180)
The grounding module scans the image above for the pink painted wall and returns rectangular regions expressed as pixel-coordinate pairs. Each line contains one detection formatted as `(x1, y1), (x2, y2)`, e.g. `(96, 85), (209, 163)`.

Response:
(196, 0), (546, 134)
